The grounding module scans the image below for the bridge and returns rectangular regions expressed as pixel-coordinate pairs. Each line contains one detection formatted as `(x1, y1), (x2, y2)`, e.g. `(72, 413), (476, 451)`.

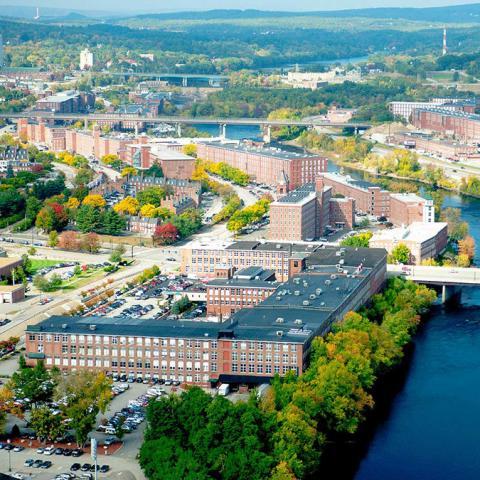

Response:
(109, 72), (229, 87)
(1, 111), (372, 130)
(387, 264), (480, 303)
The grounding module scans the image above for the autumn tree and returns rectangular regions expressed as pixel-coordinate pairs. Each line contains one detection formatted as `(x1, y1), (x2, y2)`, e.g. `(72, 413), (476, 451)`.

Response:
(82, 194), (106, 208)
(29, 405), (66, 443)
(458, 235), (475, 261)
(153, 223), (179, 245)
(388, 243), (411, 264)
(58, 231), (80, 251)
(113, 196), (139, 215)
(121, 166), (138, 177)
(81, 232), (100, 253)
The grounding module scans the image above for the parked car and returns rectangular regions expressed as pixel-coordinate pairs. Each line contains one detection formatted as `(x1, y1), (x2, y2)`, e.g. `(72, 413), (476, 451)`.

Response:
(99, 465), (110, 473)
(24, 459), (35, 467)
(81, 463), (91, 471)
(70, 463), (81, 471)
(40, 460), (52, 469)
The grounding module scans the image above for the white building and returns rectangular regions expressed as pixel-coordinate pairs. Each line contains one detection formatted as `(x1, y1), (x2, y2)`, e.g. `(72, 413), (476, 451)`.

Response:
(79, 48), (94, 70)
(370, 222), (448, 265)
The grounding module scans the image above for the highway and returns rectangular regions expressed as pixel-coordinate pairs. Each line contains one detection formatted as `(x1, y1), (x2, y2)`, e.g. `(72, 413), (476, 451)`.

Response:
(0, 111), (372, 129)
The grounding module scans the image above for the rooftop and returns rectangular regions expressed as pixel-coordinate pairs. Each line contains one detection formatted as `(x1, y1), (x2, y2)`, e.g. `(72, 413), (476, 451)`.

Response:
(370, 222), (448, 244)
(37, 90), (80, 103)
(390, 192), (429, 204)
(208, 267), (277, 288)
(201, 141), (322, 160)
(414, 107), (480, 122)
(320, 172), (383, 192)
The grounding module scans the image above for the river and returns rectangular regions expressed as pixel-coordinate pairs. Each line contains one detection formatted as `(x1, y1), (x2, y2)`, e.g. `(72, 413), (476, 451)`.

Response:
(225, 126), (480, 479)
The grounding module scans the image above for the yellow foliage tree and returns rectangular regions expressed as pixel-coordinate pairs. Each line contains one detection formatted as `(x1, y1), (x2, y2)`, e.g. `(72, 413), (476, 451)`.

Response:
(121, 166), (138, 177)
(66, 197), (80, 210)
(113, 196), (139, 215)
(82, 194), (106, 208)
(140, 203), (157, 218)
(182, 144), (197, 157)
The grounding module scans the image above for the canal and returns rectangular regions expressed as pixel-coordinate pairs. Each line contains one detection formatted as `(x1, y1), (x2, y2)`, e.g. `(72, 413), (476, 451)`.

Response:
(225, 127), (480, 479)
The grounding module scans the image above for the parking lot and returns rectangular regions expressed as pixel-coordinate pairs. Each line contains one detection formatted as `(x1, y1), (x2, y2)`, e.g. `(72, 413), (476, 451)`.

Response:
(0, 383), (152, 480)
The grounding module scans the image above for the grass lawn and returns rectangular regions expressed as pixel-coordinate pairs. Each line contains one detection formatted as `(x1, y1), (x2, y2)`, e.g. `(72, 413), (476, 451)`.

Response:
(29, 259), (61, 275)
(60, 268), (108, 291)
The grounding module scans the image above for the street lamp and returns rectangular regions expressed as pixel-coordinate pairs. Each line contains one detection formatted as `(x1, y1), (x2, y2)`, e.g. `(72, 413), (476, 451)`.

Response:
(7, 438), (11, 472)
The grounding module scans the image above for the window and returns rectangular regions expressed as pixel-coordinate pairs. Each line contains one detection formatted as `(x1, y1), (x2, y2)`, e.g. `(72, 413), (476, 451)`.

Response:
(257, 365), (263, 373)
(232, 363), (238, 372)
(240, 363), (247, 373)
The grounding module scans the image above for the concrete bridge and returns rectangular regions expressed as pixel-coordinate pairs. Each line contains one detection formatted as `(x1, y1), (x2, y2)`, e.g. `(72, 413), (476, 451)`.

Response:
(387, 264), (480, 303)
(0, 111), (372, 130)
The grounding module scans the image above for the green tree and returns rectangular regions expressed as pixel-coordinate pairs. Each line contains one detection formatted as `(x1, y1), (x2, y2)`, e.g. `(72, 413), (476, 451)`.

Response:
(389, 243), (411, 264)
(29, 405), (66, 442)
(55, 371), (112, 447)
(136, 187), (168, 207)
(9, 358), (54, 406)
(340, 232), (373, 248)
(440, 207), (469, 241)
(48, 230), (59, 247)
(110, 244), (126, 263)
(76, 205), (101, 233)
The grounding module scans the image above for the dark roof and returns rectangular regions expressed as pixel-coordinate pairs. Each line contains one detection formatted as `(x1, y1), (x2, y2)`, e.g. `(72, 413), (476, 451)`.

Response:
(28, 260), (380, 345)
(217, 374), (273, 385)
(306, 247), (387, 269)
(208, 268), (277, 288)
(226, 241), (320, 255)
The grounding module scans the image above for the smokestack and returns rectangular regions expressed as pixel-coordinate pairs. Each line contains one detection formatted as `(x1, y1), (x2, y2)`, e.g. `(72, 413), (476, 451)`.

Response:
(442, 27), (447, 56)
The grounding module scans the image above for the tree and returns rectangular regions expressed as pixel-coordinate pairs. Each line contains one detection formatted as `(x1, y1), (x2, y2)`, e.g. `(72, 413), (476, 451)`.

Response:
(76, 205), (102, 233)
(58, 231), (80, 251)
(441, 207), (469, 241)
(389, 243), (411, 264)
(182, 144), (197, 157)
(458, 235), (475, 261)
(110, 244), (126, 263)
(29, 405), (66, 443)
(153, 223), (179, 245)
(144, 163), (163, 178)
(121, 166), (138, 177)
(47, 230), (59, 247)
(171, 296), (192, 315)
(35, 206), (55, 233)
(101, 209), (127, 235)
(27, 246), (36, 256)
(81, 232), (100, 253)
(9, 358), (54, 406)
(66, 197), (80, 211)
(341, 232), (373, 248)
(113, 196), (139, 215)
(33, 273), (62, 292)
(55, 371), (112, 447)
(140, 203), (158, 218)
(82, 194), (106, 208)
(137, 187), (168, 207)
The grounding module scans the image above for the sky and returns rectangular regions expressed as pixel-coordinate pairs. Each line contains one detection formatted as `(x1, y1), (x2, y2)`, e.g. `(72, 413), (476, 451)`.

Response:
(2, 0), (480, 13)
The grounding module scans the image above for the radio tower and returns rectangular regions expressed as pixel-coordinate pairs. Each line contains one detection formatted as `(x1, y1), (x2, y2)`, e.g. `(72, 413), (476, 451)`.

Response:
(442, 27), (447, 56)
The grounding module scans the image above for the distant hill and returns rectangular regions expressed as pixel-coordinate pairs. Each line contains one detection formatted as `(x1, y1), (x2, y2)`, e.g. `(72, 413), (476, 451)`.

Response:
(0, 4), (116, 19)
(130, 4), (480, 24)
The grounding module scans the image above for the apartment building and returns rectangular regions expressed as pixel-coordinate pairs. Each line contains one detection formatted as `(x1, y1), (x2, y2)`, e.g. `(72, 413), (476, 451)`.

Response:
(370, 222), (448, 264)
(126, 216), (161, 236)
(317, 173), (434, 225)
(206, 267), (278, 317)
(196, 141), (328, 189)
(25, 247), (387, 387)
(180, 239), (322, 281)
(269, 180), (355, 241)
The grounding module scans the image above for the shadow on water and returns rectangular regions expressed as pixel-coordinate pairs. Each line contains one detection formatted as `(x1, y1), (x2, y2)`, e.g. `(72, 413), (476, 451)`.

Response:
(310, 304), (450, 480)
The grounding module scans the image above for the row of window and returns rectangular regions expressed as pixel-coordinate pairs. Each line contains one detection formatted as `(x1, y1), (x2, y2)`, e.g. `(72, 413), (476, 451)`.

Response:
(231, 352), (296, 363)
(231, 364), (297, 375)
(29, 334), (217, 349)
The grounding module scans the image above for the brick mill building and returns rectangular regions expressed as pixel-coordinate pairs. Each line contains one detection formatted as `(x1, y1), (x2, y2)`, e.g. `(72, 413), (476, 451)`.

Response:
(196, 141), (328, 189)
(317, 173), (434, 225)
(25, 248), (387, 387)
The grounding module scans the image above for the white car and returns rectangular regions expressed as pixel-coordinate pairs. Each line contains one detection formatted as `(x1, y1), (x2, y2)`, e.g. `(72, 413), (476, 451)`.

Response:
(44, 446), (55, 455)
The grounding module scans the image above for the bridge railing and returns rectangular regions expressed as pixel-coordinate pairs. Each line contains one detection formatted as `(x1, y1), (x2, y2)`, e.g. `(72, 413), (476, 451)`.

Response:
(387, 264), (480, 283)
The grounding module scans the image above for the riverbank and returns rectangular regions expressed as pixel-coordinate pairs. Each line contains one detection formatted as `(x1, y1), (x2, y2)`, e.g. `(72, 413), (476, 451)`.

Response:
(288, 138), (480, 199)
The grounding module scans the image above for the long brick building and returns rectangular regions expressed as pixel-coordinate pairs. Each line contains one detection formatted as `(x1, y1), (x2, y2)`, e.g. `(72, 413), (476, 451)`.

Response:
(25, 247), (387, 387)
(196, 141), (328, 189)
(412, 107), (480, 142)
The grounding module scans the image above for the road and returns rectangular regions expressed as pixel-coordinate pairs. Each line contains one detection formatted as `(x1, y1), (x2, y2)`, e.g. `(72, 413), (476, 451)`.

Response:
(0, 243), (179, 342)
(52, 162), (76, 188)
(372, 144), (480, 182)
